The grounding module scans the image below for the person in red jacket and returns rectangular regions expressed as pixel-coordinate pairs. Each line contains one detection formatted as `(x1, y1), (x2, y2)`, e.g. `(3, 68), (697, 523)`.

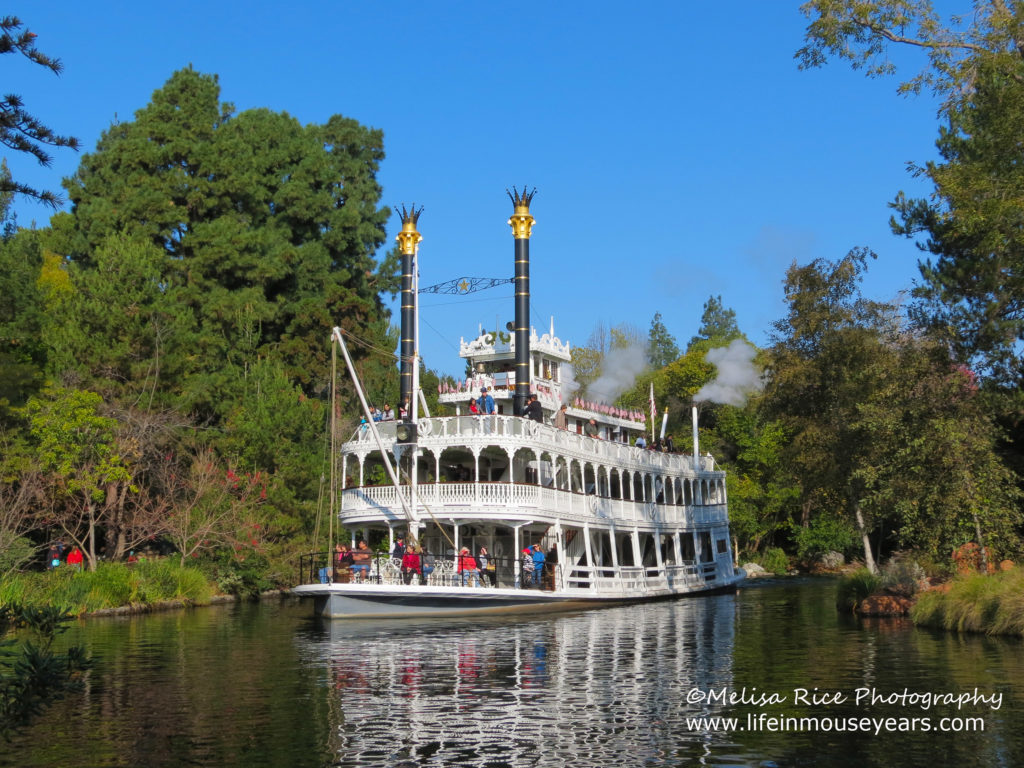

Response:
(457, 546), (480, 587)
(67, 546), (84, 571)
(401, 547), (422, 585)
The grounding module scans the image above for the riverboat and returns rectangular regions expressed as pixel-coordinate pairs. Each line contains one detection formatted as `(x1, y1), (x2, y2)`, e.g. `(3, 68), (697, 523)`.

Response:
(293, 190), (745, 618)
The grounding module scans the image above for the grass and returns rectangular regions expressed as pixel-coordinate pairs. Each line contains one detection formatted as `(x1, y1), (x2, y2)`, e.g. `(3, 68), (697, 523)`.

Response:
(911, 568), (1024, 637)
(835, 568), (882, 613)
(0, 559), (212, 615)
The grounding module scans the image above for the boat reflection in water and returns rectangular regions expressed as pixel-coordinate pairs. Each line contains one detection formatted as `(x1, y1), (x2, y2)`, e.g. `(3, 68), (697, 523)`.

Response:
(295, 594), (736, 767)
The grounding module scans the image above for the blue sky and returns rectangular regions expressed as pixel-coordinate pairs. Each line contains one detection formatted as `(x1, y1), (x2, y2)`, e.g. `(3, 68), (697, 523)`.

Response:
(13, 2), (945, 378)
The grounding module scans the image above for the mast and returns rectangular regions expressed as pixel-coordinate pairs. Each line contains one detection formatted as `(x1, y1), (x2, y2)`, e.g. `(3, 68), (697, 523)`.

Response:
(397, 205), (423, 421)
(508, 187), (536, 417)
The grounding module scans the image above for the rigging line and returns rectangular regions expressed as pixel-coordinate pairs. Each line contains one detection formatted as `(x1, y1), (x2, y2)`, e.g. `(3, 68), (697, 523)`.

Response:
(337, 328), (400, 361)
(419, 314), (463, 355)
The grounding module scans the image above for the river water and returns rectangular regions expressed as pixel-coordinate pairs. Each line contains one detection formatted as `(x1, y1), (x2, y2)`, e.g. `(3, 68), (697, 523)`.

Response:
(4, 578), (1022, 767)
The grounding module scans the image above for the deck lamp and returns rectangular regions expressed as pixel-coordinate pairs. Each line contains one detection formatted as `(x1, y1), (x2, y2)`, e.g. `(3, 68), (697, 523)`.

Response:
(395, 421), (418, 445)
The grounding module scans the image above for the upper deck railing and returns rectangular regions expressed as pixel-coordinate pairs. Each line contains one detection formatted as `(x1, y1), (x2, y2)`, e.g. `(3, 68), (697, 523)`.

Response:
(339, 481), (729, 528)
(345, 415), (720, 475)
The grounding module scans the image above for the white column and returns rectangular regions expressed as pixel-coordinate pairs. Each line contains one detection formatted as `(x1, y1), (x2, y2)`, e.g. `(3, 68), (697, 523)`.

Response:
(513, 524), (521, 587)
(583, 523), (594, 591)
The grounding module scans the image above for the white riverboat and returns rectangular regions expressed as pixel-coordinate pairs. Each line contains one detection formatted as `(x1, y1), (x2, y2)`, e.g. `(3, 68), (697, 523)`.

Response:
(293, 191), (744, 618)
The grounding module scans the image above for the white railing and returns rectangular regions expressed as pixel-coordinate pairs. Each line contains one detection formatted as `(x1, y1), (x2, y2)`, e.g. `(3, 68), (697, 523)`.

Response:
(344, 415), (722, 478)
(340, 482), (729, 527)
(561, 562), (711, 594)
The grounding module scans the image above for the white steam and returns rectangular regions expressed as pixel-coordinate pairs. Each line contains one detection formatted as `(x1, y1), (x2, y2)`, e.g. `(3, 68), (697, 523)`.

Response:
(694, 339), (762, 406)
(586, 344), (648, 403)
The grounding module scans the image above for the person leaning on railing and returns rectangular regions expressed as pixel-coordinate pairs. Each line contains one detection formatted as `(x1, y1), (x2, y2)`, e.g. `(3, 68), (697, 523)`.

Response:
(350, 541), (372, 583)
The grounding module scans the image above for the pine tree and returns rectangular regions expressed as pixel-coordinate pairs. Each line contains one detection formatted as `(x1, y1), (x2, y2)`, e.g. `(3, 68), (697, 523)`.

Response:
(0, 16), (79, 207)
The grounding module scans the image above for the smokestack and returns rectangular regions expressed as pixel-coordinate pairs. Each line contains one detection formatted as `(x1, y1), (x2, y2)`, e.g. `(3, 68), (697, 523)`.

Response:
(691, 404), (700, 473)
(396, 205), (423, 420)
(507, 187), (536, 416)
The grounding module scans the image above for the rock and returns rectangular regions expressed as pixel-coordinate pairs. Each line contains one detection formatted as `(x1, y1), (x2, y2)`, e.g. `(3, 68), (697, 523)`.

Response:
(1000, 560), (1015, 571)
(741, 562), (769, 578)
(818, 551), (845, 569)
(859, 594), (914, 616)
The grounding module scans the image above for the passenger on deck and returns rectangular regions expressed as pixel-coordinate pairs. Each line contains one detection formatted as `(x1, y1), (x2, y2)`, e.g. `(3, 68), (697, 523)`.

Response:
(554, 403), (568, 430)
(584, 418), (600, 439)
(635, 435), (646, 449)
(369, 406), (382, 422)
(382, 403), (395, 421)
(478, 546), (496, 587)
(457, 546), (481, 587)
(665, 434), (675, 452)
(335, 543), (353, 583)
(392, 537), (406, 558)
(521, 547), (535, 588)
(469, 397), (479, 414)
(401, 547), (421, 585)
(531, 544), (546, 587)
(524, 393), (543, 422)
(350, 541), (372, 582)
(421, 549), (435, 585)
(479, 387), (495, 414)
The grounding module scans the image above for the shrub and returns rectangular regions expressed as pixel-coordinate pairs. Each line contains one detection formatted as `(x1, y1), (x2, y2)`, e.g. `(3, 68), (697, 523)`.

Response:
(836, 568), (881, 613)
(753, 547), (789, 575)
(793, 513), (857, 562)
(0, 560), (212, 615)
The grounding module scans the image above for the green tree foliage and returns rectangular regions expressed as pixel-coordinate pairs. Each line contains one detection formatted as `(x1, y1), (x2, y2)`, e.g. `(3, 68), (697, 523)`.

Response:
(647, 311), (679, 368)
(764, 249), (899, 572)
(851, 339), (1021, 561)
(0, 602), (90, 740)
(0, 16), (79, 208)
(24, 388), (132, 570)
(892, 63), (1024, 387)
(50, 67), (397, 421)
(799, 0), (1024, 488)
(713, 406), (799, 557)
(797, 0), (1024, 103)
(221, 358), (325, 538)
(764, 250), (1021, 569)
(688, 295), (741, 351)
(0, 229), (47, 424)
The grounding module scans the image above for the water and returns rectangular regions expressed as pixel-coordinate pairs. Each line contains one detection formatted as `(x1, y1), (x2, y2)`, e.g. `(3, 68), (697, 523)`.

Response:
(4, 578), (1022, 767)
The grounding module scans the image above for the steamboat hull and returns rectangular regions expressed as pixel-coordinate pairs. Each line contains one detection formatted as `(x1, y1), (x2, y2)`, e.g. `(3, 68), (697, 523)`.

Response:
(294, 575), (744, 620)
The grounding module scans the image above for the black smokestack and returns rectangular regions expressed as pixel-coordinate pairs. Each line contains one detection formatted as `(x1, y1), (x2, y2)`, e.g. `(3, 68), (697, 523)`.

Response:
(507, 186), (536, 417)
(396, 205), (422, 418)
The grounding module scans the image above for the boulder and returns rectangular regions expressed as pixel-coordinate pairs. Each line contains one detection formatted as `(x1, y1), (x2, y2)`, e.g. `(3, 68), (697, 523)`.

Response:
(741, 562), (769, 578)
(817, 551), (845, 570)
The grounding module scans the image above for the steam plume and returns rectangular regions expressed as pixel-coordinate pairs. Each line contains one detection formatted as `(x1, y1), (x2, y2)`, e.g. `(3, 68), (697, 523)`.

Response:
(586, 344), (648, 403)
(694, 339), (762, 406)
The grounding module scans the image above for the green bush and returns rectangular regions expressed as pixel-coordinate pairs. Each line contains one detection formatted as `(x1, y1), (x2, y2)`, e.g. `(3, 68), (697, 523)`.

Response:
(793, 512), (857, 562)
(753, 547), (789, 575)
(207, 552), (273, 599)
(0, 560), (212, 615)
(836, 568), (881, 613)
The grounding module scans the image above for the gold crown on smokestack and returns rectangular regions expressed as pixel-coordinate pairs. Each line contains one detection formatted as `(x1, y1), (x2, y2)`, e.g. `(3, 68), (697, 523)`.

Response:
(507, 185), (536, 239)
(396, 204), (424, 255)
